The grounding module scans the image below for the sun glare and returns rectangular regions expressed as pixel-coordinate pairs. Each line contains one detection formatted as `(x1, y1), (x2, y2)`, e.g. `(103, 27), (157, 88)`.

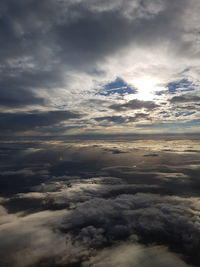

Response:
(132, 76), (161, 101)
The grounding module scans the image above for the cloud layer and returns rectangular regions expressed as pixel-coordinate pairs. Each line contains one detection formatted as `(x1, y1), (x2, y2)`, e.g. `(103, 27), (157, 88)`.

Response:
(0, 138), (200, 266)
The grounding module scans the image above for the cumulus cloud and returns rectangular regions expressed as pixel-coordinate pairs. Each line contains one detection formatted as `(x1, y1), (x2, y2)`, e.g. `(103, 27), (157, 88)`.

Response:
(1, 191), (199, 266)
(0, 139), (200, 266)
(61, 192), (200, 265)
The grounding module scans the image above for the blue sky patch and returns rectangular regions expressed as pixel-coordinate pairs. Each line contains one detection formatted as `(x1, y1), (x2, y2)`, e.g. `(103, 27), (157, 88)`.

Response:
(175, 111), (196, 117)
(97, 77), (136, 96)
(137, 119), (200, 129)
(167, 79), (195, 94)
(156, 79), (195, 96)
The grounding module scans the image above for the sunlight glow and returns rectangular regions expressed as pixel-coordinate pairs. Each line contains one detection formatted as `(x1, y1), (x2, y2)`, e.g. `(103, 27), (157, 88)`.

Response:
(132, 76), (161, 101)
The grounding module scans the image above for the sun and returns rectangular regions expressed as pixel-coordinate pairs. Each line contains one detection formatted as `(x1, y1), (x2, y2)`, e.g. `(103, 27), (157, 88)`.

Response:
(127, 76), (161, 101)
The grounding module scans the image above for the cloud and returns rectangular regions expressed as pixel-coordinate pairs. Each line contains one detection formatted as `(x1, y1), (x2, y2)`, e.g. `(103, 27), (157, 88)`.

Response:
(83, 243), (189, 267)
(61, 193), (200, 265)
(170, 94), (200, 103)
(136, 119), (200, 133)
(0, 205), (17, 225)
(0, 110), (82, 134)
(110, 99), (158, 111)
(0, 0), (200, 132)
(94, 113), (149, 124)
(0, 0), (169, 109)
(0, 210), (69, 267)
(0, 191), (199, 266)
(0, 139), (200, 265)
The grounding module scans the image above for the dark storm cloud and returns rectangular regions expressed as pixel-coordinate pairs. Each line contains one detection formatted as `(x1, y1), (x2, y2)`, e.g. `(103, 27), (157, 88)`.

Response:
(0, 110), (81, 133)
(110, 99), (158, 111)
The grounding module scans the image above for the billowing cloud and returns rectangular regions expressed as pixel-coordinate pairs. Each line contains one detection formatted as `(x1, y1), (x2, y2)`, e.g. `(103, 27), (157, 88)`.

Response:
(0, 138), (200, 266)
(1, 191), (199, 266)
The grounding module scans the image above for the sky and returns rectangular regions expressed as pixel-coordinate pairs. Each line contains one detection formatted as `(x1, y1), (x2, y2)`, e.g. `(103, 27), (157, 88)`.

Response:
(1, 2), (200, 266)
(1, 0), (200, 136)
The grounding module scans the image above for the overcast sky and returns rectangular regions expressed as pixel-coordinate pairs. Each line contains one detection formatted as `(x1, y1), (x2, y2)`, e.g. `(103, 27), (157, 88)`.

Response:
(1, 0), (200, 135)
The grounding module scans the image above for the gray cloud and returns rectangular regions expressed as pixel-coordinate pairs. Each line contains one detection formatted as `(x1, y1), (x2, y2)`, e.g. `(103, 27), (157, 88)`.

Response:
(0, 110), (81, 134)
(61, 192), (200, 264)
(0, 0), (197, 110)
(0, 0), (163, 109)
(110, 99), (158, 111)
(0, 0), (199, 134)
(170, 94), (200, 103)
(95, 113), (149, 124)
(0, 191), (199, 266)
